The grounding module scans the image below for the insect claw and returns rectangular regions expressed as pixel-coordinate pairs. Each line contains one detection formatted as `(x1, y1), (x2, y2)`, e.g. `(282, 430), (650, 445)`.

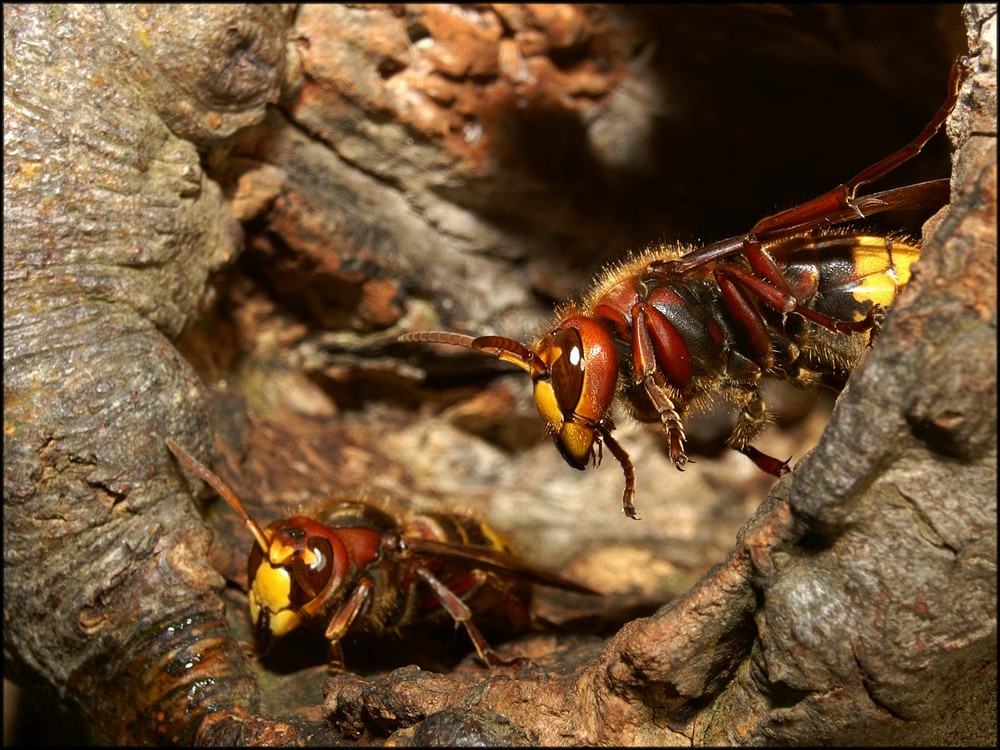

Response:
(591, 439), (603, 469)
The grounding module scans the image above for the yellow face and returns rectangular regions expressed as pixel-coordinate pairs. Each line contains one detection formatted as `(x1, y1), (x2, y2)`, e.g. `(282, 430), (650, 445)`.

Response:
(249, 563), (303, 636)
(533, 377), (597, 469)
(531, 317), (619, 469)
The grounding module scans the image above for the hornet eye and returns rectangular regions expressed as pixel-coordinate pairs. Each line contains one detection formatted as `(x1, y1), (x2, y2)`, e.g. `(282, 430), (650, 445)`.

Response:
(550, 328), (585, 415)
(289, 536), (334, 606)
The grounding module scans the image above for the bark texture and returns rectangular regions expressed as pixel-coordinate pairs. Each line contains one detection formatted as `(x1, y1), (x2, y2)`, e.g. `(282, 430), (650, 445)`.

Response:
(3, 4), (332, 745)
(4, 4), (994, 746)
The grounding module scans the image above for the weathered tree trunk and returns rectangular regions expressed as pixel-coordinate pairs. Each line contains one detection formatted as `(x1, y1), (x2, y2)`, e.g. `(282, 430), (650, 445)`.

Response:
(3, 5), (331, 745)
(5, 4), (994, 746)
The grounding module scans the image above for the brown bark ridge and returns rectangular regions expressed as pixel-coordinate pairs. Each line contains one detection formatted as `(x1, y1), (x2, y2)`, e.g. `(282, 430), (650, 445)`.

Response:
(4, 4), (333, 745)
(5, 4), (994, 746)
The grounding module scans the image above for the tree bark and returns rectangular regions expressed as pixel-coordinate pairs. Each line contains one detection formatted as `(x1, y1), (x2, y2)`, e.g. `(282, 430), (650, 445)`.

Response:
(5, 4), (994, 746)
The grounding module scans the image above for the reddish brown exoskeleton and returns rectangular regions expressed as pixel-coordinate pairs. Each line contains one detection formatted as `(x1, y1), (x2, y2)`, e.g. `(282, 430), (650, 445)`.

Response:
(401, 60), (966, 519)
(166, 439), (595, 672)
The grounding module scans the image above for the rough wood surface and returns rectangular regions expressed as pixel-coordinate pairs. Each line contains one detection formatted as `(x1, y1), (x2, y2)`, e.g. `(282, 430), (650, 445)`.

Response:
(4, 4), (994, 746)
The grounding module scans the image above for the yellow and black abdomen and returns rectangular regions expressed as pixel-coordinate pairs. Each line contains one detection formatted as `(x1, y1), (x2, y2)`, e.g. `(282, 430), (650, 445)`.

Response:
(411, 510), (520, 558)
(405, 510), (534, 628)
(767, 231), (920, 386)
(773, 231), (919, 321)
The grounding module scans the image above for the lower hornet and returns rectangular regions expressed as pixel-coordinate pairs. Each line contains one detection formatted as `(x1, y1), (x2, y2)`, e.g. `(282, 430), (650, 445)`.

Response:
(166, 439), (596, 672)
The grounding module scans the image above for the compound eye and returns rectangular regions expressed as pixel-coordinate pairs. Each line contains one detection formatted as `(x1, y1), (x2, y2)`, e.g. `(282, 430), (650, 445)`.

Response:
(289, 536), (334, 607)
(550, 328), (586, 415)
